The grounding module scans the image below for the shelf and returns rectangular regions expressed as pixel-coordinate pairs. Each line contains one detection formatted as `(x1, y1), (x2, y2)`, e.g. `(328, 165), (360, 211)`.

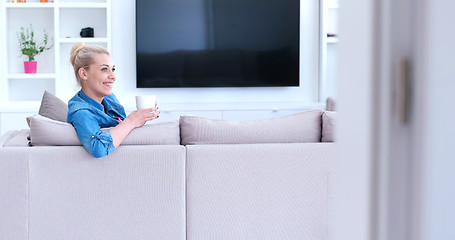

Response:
(59, 37), (108, 43)
(59, 7), (107, 38)
(58, 2), (108, 8)
(1, 0), (111, 104)
(7, 77), (55, 102)
(5, 3), (55, 8)
(7, 73), (56, 79)
(6, 2), (107, 8)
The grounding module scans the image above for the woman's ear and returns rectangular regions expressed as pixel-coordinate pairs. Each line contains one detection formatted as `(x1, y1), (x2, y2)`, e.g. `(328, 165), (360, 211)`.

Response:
(78, 68), (88, 80)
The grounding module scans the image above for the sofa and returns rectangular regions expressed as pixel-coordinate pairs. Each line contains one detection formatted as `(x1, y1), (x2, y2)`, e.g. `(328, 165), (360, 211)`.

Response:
(0, 94), (336, 240)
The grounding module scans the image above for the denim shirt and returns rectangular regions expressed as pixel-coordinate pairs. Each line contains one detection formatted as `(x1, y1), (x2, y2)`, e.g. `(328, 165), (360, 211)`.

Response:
(67, 91), (126, 158)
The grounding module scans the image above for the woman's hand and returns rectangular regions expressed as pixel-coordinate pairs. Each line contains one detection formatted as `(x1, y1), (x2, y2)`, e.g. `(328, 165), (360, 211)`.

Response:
(124, 106), (160, 128)
(109, 106), (160, 148)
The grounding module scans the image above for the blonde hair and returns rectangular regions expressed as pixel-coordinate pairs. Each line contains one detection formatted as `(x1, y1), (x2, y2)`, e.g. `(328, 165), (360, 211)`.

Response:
(70, 42), (110, 86)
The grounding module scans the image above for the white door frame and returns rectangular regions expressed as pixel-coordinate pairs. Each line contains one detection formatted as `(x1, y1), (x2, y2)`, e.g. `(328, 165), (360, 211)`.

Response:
(333, 0), (376, 238)
(334, 0), (455, 239)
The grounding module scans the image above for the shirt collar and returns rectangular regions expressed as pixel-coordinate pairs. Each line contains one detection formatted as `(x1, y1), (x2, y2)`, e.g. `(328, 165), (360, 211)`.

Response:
(78, 90), (105, 112)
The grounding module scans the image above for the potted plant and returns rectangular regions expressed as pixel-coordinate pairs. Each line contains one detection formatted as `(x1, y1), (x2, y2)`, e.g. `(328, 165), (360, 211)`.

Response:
(17, 24), (53, 74)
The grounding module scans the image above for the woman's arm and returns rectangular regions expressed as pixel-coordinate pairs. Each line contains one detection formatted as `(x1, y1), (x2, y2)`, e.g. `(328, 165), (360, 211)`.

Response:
(70, 109), (117, 158)
(109, 106), (160, 148)
(69, 107), (159, 158)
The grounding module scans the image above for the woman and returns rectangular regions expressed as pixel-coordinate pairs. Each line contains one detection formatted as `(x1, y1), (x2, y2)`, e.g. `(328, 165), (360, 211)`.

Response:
(67, 42), (160, 158)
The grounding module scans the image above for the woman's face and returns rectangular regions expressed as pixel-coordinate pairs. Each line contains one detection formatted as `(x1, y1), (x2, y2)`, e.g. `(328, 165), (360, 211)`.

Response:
(80, 53), (116, 103)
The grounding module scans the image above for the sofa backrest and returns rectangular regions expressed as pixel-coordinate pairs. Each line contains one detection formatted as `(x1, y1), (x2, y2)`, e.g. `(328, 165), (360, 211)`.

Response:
(0, 145), (187, 240)
(185, 143), (334, 239)
(7, 108), (335, 148)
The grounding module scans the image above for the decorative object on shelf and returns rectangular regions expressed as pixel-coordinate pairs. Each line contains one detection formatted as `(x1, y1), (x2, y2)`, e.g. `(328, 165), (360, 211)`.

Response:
(17, 24), (54, 74)
(80, 27), (94, 38)
(24, 61), (37, 74)
(16, 0), (26, 2)
(40, 0), (48, 2)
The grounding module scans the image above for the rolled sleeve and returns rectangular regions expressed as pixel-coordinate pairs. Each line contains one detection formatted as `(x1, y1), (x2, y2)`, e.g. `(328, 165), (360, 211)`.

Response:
(69, 109), (116, 158)
(88, 130), (115, 158)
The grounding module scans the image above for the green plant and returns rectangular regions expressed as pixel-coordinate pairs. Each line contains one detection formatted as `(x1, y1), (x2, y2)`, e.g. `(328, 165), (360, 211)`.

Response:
(17, 24), (53, 61)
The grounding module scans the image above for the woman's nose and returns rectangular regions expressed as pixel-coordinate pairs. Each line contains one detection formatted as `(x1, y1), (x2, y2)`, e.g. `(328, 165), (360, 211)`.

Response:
(109, 71), (116, 79)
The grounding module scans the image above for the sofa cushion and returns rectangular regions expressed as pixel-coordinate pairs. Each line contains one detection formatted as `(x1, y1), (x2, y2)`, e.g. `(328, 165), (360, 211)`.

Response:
(326, 97), (336, 111)
(122, 121), (180, 145)
(322, 111), (337, 142)
(179, 109), (323, 145)
(30, 114), (80, 146)
(38, 91), (68, 122)
(29, 114), (180, 146)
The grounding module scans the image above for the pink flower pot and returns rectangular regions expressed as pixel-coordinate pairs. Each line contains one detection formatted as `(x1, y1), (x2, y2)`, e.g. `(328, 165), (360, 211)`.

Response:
(24, 61), (37, 74)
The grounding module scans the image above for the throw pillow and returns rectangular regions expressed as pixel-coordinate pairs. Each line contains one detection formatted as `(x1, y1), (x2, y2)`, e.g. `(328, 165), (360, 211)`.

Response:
(30, 114), (81, 146)
(122, 121), (181, 145)
(321, 111), (337, 142)
(29, 114), (180, 146)
(38, 91), (68, 123)
(179, 109), (323, 145)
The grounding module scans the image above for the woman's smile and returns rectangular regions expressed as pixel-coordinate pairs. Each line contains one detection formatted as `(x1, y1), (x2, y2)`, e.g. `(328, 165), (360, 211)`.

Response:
(103, 81), (114, 88)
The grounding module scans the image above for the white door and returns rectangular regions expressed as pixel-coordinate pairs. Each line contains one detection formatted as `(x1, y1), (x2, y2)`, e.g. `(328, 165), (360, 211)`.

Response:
(333, 0), (455, 239)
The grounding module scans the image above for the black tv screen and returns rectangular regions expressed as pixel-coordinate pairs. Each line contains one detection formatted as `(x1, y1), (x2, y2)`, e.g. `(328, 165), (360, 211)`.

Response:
(136, 0), (300, 88)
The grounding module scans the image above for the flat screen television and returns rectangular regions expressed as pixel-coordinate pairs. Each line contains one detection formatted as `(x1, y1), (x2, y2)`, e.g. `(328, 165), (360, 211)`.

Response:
(136, 0), (300, 88)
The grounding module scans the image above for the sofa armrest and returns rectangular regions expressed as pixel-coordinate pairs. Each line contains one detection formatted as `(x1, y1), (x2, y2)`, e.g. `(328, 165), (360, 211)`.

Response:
(0, 130), (19, 147)
(1, 130), (30, 147)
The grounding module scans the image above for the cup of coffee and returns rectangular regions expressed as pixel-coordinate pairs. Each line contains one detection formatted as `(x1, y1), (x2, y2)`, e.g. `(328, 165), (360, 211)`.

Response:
(136, 95), (156, 110)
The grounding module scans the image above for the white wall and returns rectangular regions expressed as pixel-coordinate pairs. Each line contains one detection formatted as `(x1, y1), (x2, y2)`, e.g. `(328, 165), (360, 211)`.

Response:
(0, 0), (329, 135)
(110, 0), (321, 110)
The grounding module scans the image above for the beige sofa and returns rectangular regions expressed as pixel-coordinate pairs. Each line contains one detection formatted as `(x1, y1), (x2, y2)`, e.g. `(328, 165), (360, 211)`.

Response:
(0, 108), (336, 240)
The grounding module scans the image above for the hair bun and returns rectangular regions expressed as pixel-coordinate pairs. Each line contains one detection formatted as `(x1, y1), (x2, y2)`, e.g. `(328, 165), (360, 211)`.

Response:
(69, 42), (86, 66)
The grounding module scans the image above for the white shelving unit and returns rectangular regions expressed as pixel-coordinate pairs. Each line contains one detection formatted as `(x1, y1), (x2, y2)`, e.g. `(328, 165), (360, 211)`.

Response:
(319, 0), (338, 101)
(0, 0), (111, 109)
(326, 1), (338, 43)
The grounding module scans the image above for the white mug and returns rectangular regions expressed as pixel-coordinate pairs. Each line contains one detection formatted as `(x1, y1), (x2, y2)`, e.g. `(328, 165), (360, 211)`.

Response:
(136, 95), (156, 110)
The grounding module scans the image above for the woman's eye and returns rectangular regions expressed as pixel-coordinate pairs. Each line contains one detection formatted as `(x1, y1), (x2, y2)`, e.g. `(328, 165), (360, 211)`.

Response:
(101, 68), (107, 72)
(112, 68), (116, 72)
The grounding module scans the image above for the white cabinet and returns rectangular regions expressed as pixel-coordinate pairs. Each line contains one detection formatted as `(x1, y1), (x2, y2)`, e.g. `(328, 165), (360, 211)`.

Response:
(0, 0), (111, 107)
